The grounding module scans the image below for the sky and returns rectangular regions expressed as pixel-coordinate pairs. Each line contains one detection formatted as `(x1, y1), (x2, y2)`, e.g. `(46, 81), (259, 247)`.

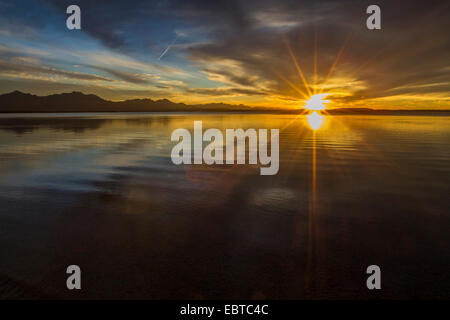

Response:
(0, 0), (448, 109)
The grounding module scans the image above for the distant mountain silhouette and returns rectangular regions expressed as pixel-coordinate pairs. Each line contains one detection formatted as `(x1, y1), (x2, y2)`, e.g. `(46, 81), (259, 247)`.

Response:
(0, 91), (274, 113)
(0, 91), (448, 114)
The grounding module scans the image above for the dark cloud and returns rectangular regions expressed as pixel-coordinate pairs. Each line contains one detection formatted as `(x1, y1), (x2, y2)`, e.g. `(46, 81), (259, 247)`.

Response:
(41, 0), (137, 48)
(183, 0), (450, 105)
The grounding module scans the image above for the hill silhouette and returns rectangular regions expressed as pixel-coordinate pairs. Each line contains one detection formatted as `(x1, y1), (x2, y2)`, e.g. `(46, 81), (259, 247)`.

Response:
(0, 91), (448, 114)
(0, 91), (279, 113)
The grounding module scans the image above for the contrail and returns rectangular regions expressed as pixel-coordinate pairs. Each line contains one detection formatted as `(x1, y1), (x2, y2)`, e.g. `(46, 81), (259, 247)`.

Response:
(158, 35), (179, 60)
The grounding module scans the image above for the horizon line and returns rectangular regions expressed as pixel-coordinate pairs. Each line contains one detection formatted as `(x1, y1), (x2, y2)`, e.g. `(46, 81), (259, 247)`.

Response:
(1, 90), (449, 113)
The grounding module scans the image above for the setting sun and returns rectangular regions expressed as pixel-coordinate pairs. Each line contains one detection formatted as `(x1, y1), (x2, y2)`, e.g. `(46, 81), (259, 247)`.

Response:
(303, 94), (330, 110)
(304, 94), (328, 130)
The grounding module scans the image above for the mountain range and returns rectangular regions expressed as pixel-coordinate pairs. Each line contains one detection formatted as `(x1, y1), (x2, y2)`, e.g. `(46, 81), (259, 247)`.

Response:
(0, 91), (448, 114)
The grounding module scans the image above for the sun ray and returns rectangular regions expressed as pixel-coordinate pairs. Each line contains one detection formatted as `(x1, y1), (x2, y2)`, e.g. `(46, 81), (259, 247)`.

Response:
(273, 69), (310, 99)
(313, 29), (318, 95)
(318, 31), (355, 94)
(284, 38), (313, 97)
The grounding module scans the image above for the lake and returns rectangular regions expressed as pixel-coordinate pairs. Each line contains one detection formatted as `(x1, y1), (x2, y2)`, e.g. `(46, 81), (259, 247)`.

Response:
(0, 113), (449, 299)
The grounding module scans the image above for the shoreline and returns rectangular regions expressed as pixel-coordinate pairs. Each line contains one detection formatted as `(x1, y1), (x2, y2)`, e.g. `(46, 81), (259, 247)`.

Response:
(0, 110), (449, 116)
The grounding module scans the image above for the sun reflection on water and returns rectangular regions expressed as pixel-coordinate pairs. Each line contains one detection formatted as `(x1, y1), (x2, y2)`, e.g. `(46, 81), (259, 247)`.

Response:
(306, 111), (324, 130)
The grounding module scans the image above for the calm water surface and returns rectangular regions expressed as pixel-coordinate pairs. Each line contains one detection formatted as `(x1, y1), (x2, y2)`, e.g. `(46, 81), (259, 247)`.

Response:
(0, 113), (449, 299)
